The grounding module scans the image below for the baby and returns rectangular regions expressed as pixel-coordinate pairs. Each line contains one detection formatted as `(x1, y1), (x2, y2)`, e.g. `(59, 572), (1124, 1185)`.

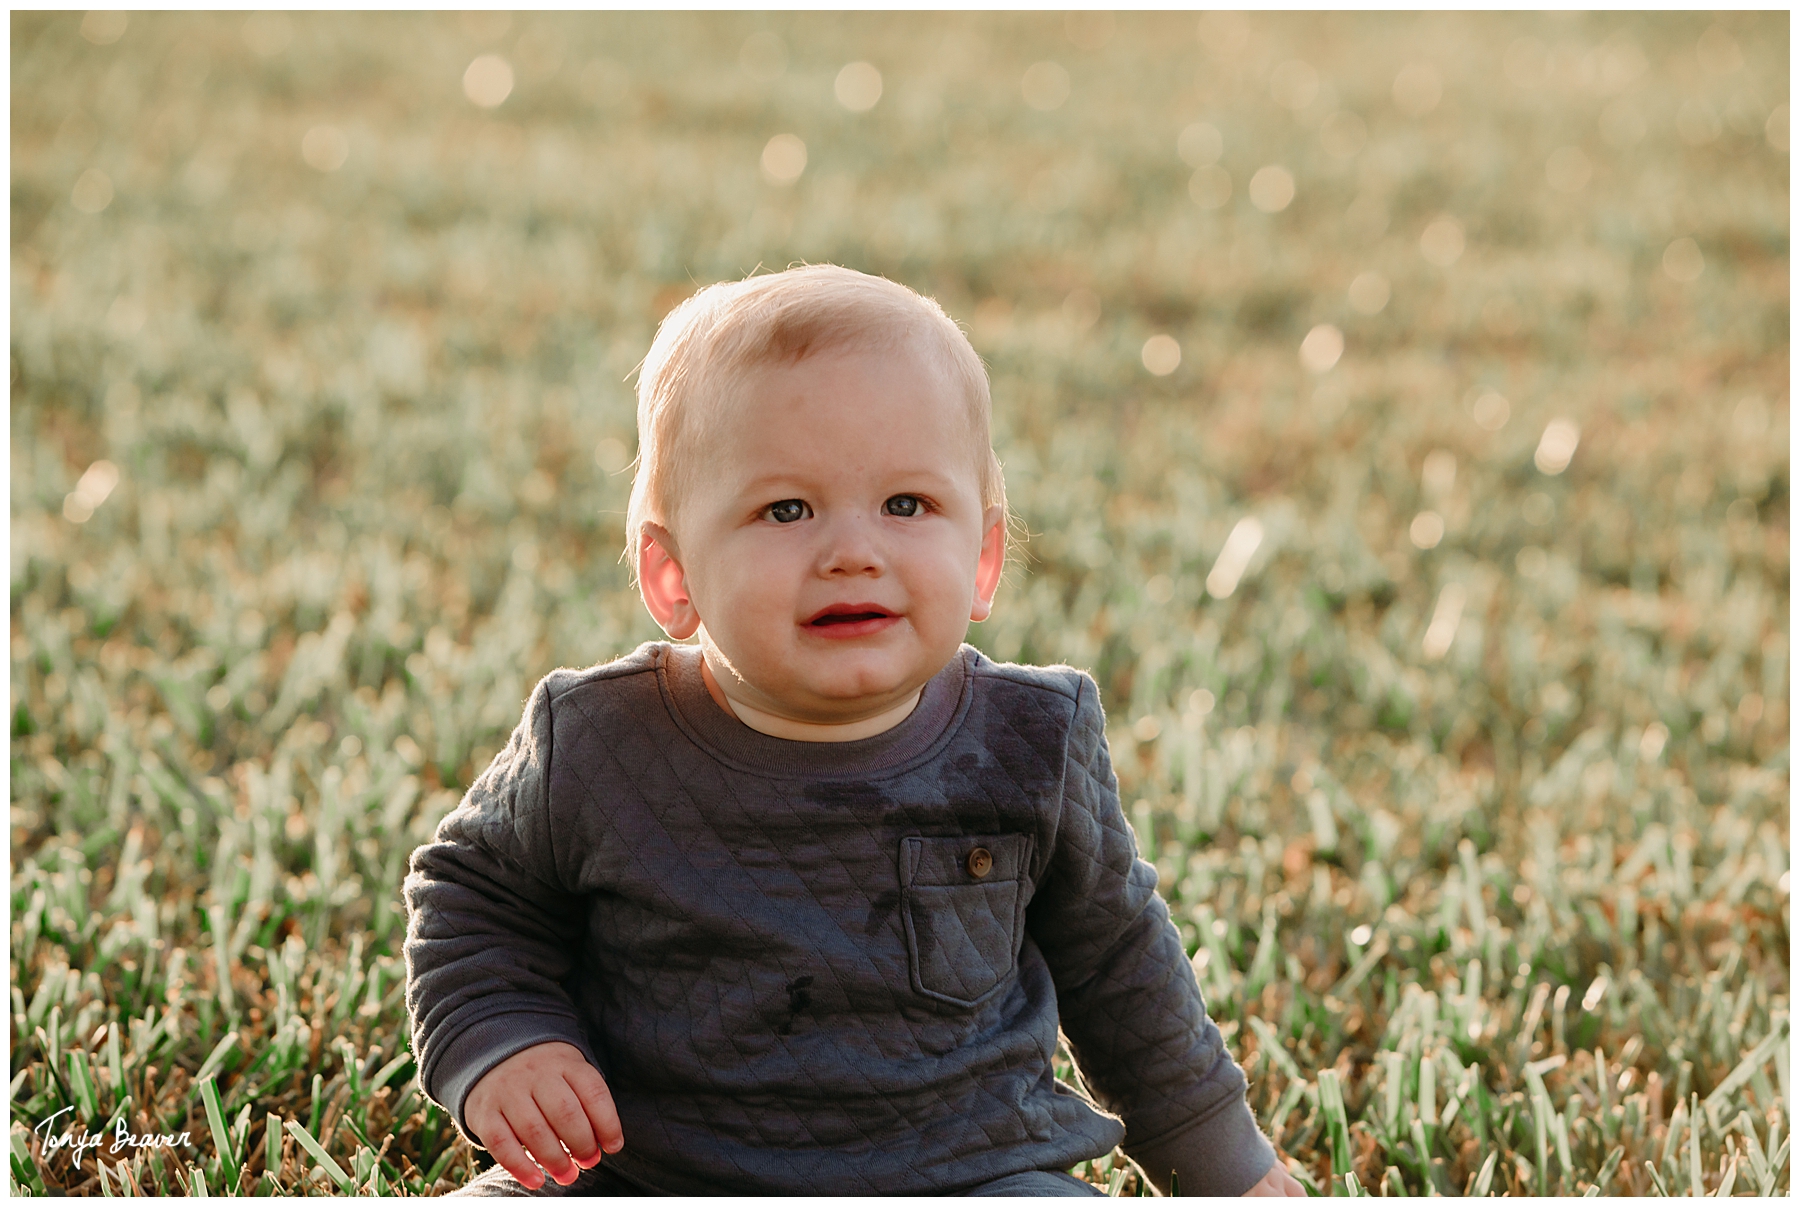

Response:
(403, 265), (1303, 1197)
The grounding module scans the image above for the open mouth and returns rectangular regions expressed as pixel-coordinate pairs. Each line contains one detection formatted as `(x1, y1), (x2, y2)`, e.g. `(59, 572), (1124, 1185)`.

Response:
(806, 604), (897, 628)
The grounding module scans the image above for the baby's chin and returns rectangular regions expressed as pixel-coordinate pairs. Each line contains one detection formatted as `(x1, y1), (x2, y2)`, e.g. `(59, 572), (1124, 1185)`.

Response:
(738, 645), (946, 716)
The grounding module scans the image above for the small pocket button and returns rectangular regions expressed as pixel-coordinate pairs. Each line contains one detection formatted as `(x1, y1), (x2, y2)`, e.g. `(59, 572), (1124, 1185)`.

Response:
(966, 847), (993, 879)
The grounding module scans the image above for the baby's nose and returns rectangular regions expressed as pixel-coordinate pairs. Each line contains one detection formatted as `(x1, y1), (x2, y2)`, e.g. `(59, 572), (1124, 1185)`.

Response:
(815, 516), (886, 575)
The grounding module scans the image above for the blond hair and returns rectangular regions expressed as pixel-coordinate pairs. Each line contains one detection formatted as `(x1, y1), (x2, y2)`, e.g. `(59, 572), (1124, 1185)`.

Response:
(625, 264), (1005, 566)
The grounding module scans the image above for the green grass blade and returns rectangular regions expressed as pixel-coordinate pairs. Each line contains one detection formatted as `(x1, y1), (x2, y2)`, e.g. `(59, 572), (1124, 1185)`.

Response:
(1592, 1145), (1624, 1194)
(367, 1050), (414, 1092)
(105, 1025), (124, 1108)
(67, 1049), (97, 1123)
(265, 1112), (283, 1184)
(199, 1076), (235, 1175)
(1703, 1016), (1788, 1127)
(1688, 1094), (1704, 1197)
(1471, 1150), (1497, 1197)
(193, 1031), (239, 1088)
(284, 1119), (354, 1193)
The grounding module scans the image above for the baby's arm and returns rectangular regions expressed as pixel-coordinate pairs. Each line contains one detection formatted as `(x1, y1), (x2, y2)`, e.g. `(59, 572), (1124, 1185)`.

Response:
(1030, 674), (1279, 1196)
(403, 676), (620, 1182)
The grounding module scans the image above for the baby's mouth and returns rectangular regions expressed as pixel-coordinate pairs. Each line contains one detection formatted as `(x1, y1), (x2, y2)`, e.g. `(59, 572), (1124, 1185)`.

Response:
(806, 604), (898, 627)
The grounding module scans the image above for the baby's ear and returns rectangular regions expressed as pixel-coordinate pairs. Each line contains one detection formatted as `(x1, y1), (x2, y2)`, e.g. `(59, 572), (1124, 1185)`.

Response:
(969, 505), (1006, 623)
(638, 524), (701, 639)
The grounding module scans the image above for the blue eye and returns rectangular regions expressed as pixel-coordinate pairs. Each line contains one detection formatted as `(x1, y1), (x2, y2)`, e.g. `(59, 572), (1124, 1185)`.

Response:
(765, 500), (809, 523)
(884, 495), (921, 517)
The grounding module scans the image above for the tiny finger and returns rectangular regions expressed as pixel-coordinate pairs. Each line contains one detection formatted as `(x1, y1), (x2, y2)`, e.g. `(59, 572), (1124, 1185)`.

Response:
(532, 1082), (599, 1168)
(481, 1120), (545, 1192)
(502, 1105), (579, 1187)
(566, 1064), (625, 1153)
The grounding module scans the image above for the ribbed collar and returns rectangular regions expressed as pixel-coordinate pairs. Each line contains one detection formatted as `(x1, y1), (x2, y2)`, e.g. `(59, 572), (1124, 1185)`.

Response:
(653, 641), (975, 780)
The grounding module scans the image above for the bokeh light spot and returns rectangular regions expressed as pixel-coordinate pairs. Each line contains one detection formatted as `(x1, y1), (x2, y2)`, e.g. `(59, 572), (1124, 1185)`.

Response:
(1299, 324), (1343, 373)
(1248, 165), (1294, 212)
(1269, 59), (1319, 112)
(1021, 61), (1070, 111)
(1141, 334), (1181, 376)
(1420, 216), (1464, 266)
(63, 459), (120, 523)
(1410, 511), (1445, 550)
(834, 61), (882, 112)
(463, 54), (514, 109)
(302, 125), (349, 172)
(1347, 271), (1389, 315)
(1472, 391), (1510, 432)
(1062, 288), (1100, 331)
(1696, 25), (1744, 75)
(80, 11), (128, 45)
(1422, 582), (1464, 658)
(1534, 418), (1580, 475)
(1662, 237), (1704, 282)
(105, 296), (146, 338)
(1206, 517), (1263, 599)
(70, 168), (113, 213)
(761, 133), (807, 184)
(1392, 63), (1442, 116)
(594, 437), (632, 473)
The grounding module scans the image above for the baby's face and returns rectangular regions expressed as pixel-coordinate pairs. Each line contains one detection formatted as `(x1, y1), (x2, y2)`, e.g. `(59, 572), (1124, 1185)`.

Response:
(647, 342), (1004, 726)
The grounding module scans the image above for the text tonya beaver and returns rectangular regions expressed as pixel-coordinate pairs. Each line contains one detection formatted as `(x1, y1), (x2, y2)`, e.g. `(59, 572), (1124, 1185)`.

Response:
(33, 1105), (194, 1169)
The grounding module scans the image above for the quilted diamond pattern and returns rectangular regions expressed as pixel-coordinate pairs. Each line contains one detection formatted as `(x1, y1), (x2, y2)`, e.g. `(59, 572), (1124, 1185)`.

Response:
(403, 642), (1268, 1196)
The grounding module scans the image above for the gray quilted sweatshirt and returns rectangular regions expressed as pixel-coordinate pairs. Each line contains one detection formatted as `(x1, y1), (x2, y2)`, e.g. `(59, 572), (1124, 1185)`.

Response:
(403, 642), (1275, 1195)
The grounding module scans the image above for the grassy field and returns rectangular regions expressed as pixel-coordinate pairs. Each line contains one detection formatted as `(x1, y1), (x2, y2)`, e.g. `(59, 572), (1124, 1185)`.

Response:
(9, 10), (1789, 1196)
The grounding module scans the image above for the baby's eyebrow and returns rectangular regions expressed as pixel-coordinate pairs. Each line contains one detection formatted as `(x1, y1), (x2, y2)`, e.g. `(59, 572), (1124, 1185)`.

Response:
(734, 468), (965, 496)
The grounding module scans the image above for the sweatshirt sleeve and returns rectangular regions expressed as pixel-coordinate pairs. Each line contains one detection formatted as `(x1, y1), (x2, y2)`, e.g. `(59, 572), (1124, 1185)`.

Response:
(402, 676), (599, 1144)
(1028, 673), (1277, 1197)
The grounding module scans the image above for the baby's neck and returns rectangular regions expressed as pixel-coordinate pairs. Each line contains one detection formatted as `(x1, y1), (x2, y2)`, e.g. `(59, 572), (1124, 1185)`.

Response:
(699, 653), (920, 743)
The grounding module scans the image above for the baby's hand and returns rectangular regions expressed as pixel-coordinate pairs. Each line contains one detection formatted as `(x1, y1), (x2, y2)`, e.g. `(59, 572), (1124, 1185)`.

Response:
(1241, 1160), (1308, 1196)
(463, 1041), (624, 1189)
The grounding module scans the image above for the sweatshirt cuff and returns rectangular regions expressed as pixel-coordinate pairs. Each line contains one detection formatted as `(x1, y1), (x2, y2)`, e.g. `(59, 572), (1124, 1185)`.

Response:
(428, 1008), (598, 1144)
(1124, 1095), (1278, 1197)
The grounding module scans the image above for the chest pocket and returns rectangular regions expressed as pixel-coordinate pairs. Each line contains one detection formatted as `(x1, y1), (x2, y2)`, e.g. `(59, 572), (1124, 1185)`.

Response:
(898, 833), (1034, 1008)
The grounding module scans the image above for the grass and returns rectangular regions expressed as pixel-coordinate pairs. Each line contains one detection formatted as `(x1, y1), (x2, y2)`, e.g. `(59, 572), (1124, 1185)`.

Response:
(10, 10), (1789, 1196)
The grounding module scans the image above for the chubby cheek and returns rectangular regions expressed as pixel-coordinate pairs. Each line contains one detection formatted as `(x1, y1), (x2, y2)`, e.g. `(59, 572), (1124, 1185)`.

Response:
(903, 544), (981, 636)
(703, 537), (804, 628)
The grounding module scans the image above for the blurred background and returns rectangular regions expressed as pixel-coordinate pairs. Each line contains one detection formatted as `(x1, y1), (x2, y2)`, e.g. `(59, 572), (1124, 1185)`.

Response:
(9, 10), (1789, 1197)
